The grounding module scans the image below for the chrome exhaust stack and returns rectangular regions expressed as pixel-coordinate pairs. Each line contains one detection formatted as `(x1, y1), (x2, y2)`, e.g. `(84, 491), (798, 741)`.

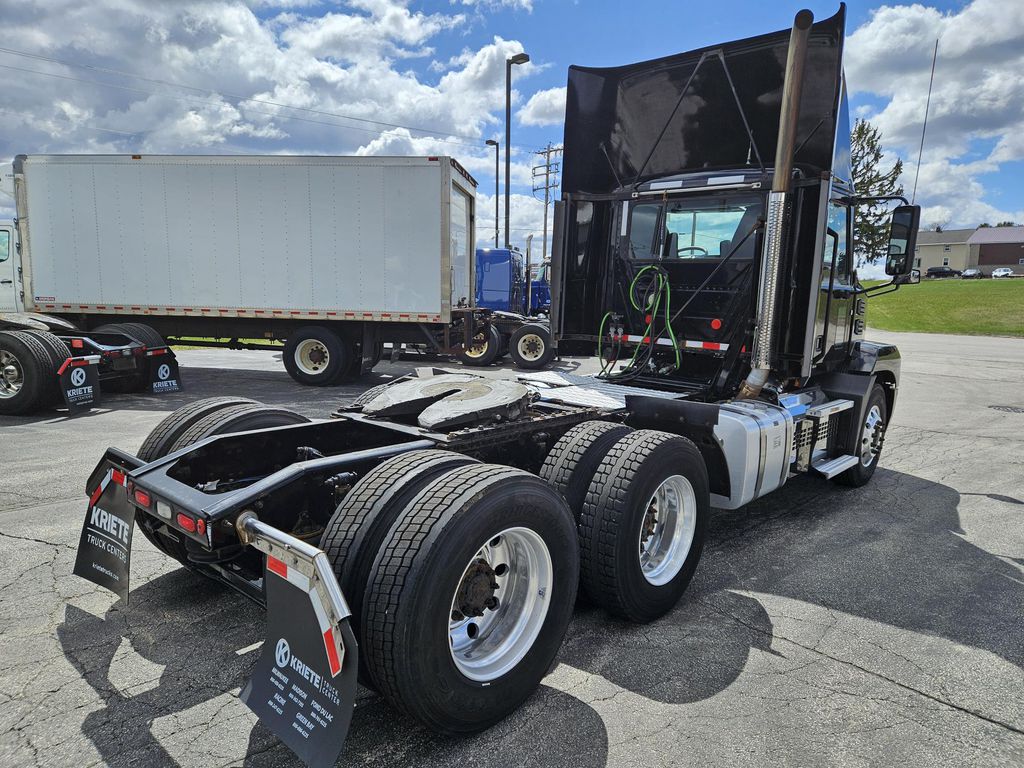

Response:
(738, 9), (814, 399)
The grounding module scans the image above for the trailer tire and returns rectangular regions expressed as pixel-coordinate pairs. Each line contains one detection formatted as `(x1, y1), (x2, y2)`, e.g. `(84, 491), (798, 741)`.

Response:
(457, 324), (501, 367)
(283, 326), (351, 386)
(23, 330), (70, 405)
(361, 464), (578, 735)
(168, 402), (311, 453)
(580, 429), (708, 623)
(321, 449), (479, 684)
(833, 383), (888, 488)
(137, 396), (259, 462)
(539, 420), (632, 520)
(509, 323), (554, 369)
(118, 322), (165, 349)
(0, 330), (55, 415)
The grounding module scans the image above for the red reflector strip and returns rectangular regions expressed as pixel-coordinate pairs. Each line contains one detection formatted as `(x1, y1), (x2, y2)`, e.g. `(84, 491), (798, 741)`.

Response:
(146, 348), (168, 357)
(111, 469), (126, 486)
(57, 358), (72, 375)
(323, 628), (342, 676)
(89, 483), (104, 506)
(267, 555), (288, 579)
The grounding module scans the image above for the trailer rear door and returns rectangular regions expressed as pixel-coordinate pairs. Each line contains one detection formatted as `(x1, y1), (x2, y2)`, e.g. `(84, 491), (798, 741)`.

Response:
(449, 180), (473, 308)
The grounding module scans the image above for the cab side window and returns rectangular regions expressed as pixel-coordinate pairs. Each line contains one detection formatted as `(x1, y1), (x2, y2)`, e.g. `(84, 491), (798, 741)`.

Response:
(823, 202), (851, 284)
(0, 230), (9, 263)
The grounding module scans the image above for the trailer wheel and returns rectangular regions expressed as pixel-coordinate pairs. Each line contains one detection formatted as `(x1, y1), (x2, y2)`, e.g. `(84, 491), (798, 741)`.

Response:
(509, 323), (554, 370)
(457, 324), (501, 367)
(833, 383), (888, 488)
(580, 429), (708, 623)
(361, 464), (578, 734)
(137, 396), (259, 462)
(0, 330), (56, 415)
(283, 326), (351, 386)
(321, 449), (479, 684)
(539, 420), (632, 520)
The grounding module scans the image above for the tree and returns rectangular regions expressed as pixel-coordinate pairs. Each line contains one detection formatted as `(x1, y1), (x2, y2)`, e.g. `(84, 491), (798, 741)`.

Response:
(996, 220), (1017, 227)
(850, 118), (904, 264)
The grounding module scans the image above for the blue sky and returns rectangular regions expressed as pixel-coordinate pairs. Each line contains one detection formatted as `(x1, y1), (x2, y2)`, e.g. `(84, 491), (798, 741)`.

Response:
(2, 0), (1021, 249)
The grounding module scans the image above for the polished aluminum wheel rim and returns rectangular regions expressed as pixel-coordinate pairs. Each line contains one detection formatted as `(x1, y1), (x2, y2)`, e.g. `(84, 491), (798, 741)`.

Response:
(516, 333), (545, 362)
(860, 404), (884, 467)
(448, 527), (552, 682)
(0, 350), (24, 400)
(638, 474), (696, 586)
(294, 339), (329, 375)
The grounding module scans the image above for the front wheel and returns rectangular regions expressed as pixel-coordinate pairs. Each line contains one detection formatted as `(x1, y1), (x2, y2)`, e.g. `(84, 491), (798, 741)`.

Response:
(360, 464), (579, 735)
(833, 383), (888, 487)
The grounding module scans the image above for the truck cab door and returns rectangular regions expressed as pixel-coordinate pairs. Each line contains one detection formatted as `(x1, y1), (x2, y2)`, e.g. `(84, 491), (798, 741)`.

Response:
(814, 202), (854, 359)
(0, 224), (17, 313)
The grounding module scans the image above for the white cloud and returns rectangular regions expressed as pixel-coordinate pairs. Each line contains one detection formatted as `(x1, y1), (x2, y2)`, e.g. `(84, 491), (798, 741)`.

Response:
(454, 0), (534, 11)
(847, 0), (1024, 228)
(519, 86), (565, 127)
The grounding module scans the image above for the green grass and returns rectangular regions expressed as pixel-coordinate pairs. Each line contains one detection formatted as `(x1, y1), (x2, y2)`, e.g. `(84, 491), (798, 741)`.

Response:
(864, 278), (1024, 337)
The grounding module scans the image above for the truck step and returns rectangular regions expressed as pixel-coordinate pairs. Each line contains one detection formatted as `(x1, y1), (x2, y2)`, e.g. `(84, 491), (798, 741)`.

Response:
(811, 454), (860, 479)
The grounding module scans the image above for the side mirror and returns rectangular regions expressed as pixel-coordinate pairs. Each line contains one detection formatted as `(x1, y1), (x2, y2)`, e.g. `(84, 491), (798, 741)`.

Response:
(884, 205), (920, 276)
(895, 268), (920, 286)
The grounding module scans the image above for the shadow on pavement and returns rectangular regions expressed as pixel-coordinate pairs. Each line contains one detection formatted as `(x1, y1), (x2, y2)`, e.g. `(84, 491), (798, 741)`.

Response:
(57, 468), (1020, 766)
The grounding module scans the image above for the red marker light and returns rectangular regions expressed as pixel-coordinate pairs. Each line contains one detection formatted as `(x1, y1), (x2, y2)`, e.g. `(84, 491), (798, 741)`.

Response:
(71, 338), (84, 349)
(196, 518), (207, 536)
(711, 318), (722, 330)
(133, 489), (152, 508)
(176, 513), (196, 533)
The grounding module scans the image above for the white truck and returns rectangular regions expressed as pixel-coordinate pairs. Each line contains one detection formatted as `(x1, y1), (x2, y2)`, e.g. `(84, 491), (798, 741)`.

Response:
(0, 154), (492, 415)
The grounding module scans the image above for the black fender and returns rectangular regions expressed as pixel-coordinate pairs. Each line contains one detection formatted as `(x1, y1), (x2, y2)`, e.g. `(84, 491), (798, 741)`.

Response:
(847, 339), (901, 419)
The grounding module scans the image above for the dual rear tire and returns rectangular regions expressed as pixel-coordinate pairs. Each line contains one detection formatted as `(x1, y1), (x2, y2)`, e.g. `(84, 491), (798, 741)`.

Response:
(0, 329), (70, 415)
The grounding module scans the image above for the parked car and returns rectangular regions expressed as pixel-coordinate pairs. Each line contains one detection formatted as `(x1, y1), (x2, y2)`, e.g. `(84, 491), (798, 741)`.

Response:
(961, 268), (983, 279)
(991, 267), (1016, 279)
(926, 266), (962, 279)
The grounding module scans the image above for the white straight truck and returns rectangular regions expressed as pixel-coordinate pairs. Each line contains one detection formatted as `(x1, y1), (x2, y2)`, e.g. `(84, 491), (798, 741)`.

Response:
(0, 154), (486, 415)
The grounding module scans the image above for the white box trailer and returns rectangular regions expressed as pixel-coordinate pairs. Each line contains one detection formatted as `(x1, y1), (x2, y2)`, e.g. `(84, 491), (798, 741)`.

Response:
(0, 154), (508, 415)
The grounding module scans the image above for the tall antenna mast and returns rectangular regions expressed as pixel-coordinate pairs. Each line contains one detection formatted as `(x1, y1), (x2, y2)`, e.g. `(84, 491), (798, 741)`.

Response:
(912, 39), (939, 204)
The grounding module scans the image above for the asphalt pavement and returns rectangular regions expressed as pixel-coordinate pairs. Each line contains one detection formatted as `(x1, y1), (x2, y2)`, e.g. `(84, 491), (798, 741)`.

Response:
(1, 331), (1022, 767)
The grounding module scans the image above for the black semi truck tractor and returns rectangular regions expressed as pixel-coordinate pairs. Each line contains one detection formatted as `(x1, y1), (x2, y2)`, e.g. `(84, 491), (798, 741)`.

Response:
(71, 6), (920, 765)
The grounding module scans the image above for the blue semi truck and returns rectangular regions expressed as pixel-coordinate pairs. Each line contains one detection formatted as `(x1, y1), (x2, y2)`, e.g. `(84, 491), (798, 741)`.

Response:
(462, 247), (553, 368)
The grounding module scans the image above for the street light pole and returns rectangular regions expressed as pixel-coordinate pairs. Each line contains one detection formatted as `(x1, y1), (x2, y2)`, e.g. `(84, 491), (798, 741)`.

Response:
(505, 52), (529, 248)
(485, 139), (499, 248)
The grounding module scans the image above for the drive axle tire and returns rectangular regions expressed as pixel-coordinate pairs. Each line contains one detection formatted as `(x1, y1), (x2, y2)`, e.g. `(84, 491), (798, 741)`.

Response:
(0, 330), (56, 415)
(580, 429), (708, 623)
(136, 401), (310, 563)
(361, 464), (578, 735)
(321, 449), (479, 684)
(23, 330), (70, 406)
(540, 420), (632, 520)
(509, 323), (554, 370)
(833, 383), (888, 488)
(283, 326), (351, 386)
(457, 324), (501, 367)
(137, 396), (259, 462)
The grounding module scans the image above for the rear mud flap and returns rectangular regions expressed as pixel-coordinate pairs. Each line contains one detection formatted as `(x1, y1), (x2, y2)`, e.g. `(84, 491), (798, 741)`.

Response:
(241, 554), (358, 767)
(146, 348), (182, 393)
(58, 355), (101, 414)
(73, 466), (134, 599)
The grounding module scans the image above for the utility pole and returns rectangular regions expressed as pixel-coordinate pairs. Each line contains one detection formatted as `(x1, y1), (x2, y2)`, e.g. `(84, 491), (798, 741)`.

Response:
(531, 143), (562, 313)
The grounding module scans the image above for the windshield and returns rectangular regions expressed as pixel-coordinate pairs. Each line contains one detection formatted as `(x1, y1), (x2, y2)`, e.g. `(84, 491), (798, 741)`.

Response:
(627, 194), (763, 260)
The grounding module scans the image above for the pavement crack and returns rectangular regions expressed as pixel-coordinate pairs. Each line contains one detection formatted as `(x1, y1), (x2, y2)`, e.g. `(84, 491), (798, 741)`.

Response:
(0, 528), (74, 550)
(699, 597), (1024, 739)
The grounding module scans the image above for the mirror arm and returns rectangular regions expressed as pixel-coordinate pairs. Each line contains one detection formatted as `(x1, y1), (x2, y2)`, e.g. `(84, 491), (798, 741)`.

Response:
(840, 194), (911, 207)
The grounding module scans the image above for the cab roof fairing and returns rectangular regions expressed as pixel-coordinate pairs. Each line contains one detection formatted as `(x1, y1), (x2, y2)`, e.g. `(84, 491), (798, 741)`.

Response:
(560, 5), (849, 197)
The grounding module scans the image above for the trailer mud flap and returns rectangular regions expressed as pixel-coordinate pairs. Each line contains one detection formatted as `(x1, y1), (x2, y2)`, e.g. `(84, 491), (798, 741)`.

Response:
(58, 355), (101, 414)
(237, 515), (357, 767)
(147, 348), (182, 393)
(72, 467), (134, 599)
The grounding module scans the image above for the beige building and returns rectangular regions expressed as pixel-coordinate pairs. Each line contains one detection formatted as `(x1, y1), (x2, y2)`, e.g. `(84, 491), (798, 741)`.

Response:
(913, 229), (973, 272)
